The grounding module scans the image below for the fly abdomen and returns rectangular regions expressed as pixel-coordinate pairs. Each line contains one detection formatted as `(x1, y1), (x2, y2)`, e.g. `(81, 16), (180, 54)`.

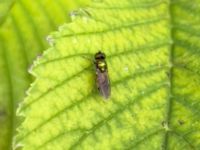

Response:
(94, 51), (111, 99)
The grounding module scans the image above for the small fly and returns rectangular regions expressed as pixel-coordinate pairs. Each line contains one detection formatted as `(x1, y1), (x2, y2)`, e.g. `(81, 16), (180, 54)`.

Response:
(94, 51), (111, 99)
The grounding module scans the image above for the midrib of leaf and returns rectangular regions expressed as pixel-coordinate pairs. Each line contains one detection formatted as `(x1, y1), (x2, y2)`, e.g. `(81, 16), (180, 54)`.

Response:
(162, 1), (174, 149)
(163, 1), (198, 149)
(0, 36), (15, 150)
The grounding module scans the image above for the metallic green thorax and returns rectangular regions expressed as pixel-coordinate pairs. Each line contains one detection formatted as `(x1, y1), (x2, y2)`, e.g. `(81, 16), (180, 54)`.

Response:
(95, 51), (107, 73)
(97, 61), (107, 72)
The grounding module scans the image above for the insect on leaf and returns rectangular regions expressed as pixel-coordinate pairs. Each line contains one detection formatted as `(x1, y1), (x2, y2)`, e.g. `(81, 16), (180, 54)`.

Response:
(16, 0), (200, 149)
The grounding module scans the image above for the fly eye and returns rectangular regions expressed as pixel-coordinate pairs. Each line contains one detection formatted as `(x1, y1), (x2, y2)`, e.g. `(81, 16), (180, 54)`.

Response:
(100, 55), (105, 59)
(95, 54), (105, 59)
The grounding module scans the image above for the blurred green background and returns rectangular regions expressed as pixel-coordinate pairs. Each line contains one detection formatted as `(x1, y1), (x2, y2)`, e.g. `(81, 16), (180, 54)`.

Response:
(0, 0), (90, 149)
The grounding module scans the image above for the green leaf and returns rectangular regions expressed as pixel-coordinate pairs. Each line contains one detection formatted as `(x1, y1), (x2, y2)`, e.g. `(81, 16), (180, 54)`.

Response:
(0, 0), (90, 149)
(16, 0), (200, 149)
(0, 0), (15, 25)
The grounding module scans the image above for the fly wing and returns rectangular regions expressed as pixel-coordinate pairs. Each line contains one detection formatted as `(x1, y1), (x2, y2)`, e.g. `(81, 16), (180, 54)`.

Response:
(96, 71), (111, 99)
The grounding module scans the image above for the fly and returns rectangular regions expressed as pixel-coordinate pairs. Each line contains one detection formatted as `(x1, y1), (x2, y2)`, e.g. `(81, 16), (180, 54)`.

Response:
(94, 51), (111, 99)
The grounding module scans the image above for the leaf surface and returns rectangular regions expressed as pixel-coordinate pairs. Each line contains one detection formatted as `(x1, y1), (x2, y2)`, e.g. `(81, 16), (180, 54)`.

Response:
(0, 0), (90, 149)
(16, 0), (200, 149)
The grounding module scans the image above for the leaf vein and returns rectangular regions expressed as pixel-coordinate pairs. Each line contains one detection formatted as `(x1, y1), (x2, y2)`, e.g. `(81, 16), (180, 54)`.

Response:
(37, 82), (167, 150)
(19, 66), (167, 142)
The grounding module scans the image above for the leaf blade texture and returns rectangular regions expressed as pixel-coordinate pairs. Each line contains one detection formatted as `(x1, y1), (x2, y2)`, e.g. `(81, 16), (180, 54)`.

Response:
(0, 0), (90, 149)
(16, 0), (200, 149)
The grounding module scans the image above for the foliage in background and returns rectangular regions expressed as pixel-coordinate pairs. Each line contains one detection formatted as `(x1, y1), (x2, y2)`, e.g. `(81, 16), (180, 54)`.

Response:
(15, 0), (200, 149)
(0, 0), (90, 149)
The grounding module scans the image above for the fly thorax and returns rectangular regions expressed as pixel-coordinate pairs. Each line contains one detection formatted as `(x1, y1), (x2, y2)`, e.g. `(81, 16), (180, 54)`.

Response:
(97, 61), (107, 72)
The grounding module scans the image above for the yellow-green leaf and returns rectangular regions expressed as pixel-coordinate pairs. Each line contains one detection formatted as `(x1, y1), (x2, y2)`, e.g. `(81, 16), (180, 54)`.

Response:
(0, 0), (15, 25)
(0, 0), (90, 149)
(16, 0), (200, 149)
